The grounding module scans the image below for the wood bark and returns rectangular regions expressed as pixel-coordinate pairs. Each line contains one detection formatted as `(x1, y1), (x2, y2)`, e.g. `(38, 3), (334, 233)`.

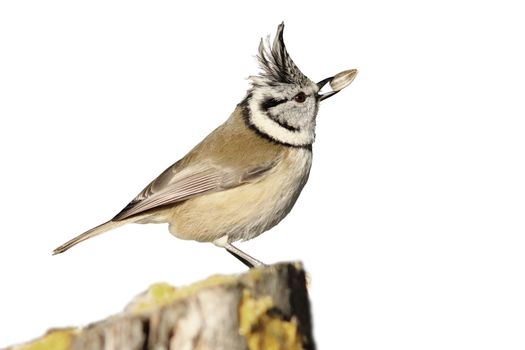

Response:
(6, 262), (315, 350)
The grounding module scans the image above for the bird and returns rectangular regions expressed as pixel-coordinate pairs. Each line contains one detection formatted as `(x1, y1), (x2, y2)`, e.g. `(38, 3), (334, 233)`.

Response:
(52, 23), (357, 268)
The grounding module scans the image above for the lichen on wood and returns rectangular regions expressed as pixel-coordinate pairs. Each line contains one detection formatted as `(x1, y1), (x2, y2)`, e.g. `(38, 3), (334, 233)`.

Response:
(239, 290), (302, 350)
(4, 262), (315, 350)
(9, 329), (76, 350)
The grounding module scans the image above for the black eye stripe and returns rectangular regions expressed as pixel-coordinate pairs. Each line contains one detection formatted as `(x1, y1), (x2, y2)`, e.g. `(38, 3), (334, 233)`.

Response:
(260, 98), (287, 111)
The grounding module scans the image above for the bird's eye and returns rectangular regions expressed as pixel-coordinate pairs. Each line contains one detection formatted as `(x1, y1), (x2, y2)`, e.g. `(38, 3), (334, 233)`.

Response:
(293, 92), (307, 103)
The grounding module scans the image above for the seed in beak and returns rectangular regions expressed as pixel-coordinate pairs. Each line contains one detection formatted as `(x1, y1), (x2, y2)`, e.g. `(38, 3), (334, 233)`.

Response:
(329, 69), (358, 92)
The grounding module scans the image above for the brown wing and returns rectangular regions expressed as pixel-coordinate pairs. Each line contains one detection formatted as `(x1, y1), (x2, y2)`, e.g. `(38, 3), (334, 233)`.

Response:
(113, 104), (286, 221)
(112, 161), (275, 221)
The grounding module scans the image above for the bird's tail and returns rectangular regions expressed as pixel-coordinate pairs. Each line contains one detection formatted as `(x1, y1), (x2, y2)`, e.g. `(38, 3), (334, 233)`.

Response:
(52, 219), (130, 255)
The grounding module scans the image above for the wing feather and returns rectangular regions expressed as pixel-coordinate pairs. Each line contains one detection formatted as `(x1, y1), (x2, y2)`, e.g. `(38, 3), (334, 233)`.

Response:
(112, 161), (275, 221)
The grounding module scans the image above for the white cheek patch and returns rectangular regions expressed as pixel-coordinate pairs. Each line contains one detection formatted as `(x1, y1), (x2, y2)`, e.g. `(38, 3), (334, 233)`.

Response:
(273, 98), (317, 130)
(248, 95), (315, 147)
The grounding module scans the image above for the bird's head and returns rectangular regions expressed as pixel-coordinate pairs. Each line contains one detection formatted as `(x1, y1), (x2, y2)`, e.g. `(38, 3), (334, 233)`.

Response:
(242, 23), (357, 148)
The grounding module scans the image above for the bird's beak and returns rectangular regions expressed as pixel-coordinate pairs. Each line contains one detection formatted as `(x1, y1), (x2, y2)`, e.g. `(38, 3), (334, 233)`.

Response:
(317, 69), (358, 101)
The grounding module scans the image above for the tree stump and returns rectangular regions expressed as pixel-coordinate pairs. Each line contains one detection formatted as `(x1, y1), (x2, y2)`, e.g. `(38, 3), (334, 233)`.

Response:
(5, 262), (315, 350)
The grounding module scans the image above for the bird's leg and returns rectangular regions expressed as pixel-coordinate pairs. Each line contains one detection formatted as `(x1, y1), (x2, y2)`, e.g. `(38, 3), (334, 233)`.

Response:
(224, 243), (266, 268)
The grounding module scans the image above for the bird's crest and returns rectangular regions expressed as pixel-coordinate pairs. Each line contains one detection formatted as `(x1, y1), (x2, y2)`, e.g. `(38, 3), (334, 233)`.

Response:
(251, 23), (312, 88)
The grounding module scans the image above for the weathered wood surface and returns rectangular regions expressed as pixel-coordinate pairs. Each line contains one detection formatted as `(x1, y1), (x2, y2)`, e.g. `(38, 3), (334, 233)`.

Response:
(5, 262), (315, 350)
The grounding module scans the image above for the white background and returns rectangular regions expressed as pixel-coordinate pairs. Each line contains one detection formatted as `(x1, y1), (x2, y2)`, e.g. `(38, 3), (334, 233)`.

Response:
(1, 1), (524, 349)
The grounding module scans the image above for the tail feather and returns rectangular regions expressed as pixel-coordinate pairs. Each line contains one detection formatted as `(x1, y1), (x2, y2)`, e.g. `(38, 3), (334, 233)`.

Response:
(52, 220), (128, 255)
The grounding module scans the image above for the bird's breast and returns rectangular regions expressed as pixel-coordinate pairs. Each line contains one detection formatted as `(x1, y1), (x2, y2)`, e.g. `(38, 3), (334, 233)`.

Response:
(168, 148), (312, 242)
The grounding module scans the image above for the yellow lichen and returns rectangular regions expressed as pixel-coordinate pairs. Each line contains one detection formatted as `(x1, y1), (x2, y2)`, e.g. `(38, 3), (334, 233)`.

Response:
(246, 265), (265, 280)
(11, 328), (76, 350)
(129, 274), (238, 314)
(239, 290), (302, 350)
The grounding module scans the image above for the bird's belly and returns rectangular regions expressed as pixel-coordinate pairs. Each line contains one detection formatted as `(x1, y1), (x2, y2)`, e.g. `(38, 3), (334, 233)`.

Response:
(167, 149), (312, 243)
